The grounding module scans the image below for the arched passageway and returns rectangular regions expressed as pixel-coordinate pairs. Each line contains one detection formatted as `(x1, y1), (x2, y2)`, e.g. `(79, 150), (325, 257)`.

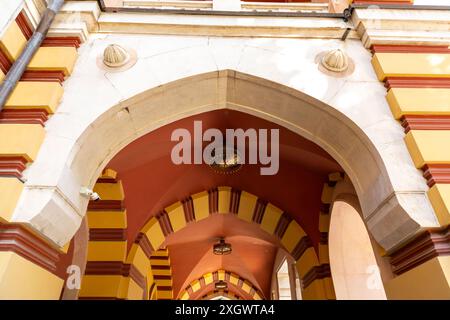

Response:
(15, 71), (436, 300)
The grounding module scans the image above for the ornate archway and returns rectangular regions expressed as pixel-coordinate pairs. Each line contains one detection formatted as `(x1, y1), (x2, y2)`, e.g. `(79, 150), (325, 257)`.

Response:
(14, 70), (435, 254)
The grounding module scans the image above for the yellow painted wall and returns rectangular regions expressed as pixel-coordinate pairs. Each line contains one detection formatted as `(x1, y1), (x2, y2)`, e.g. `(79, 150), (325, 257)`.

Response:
(302, 279), (326, 300)
(217, 186), (231, 213)
(126, 244), (150, 276)
(93, 181), (124, 200)
(122, 277), (143, 300)
(281, 220), (306, 253)
(386, 88), (450, 119)
(372, 53), (450, 81)
(203, 272), (213, 285)
(386, 256), (450, 299)
(166, 202), (186, 232)
(260, 203), (282, 235)
(4, 81), (64, 114)
(0, 178), (24, 222)
(192, 191), (209, 221)
(0, 252), (63, 300)
(142, 217), (165, 250)
(296, 247), (319, 278)
(405, 130), (450, 168)
(87, 241), (127, 261)
(87, 210), (127, 228)
(28, 47), (78, 76)
(0, 21), (26, 60)
(428, 184), (450, 226)
(79, 275), (123, 298)
(237, 191), (257, 222)
(321, 184), (333, 204)
(0, 124), (45, 161)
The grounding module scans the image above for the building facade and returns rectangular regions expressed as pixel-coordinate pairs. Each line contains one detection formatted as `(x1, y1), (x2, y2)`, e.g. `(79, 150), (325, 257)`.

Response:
(0, 0), (449, 300)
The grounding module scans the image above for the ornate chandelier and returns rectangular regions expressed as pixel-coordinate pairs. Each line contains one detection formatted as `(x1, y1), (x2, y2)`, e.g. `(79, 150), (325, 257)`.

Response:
(208, 146), (242, 174)
(213, 238), (232, 255)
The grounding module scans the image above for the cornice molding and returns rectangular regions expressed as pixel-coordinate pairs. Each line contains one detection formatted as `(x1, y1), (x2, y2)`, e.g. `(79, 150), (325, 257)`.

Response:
(84, 261), (146, 289)
(401, 115), (450, 134)
(0, 109), (49, 127)
(0, 156), (28, 178)
(0, 223), (61, 275)
(352, 7), (450, 48)
(422, 164), (450, 187)
(389, 226), (450, 275)
(301, 263), (331, 289)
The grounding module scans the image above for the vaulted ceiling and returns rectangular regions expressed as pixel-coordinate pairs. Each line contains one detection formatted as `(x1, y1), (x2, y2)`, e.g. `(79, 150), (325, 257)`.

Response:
(105, 109), (342, 299)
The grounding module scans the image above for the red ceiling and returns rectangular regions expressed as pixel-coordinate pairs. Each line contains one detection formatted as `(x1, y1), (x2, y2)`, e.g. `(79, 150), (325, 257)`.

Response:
(105, 110), (341, 298)
(166, 213), (279, 298)
(107, 110), (341, 245)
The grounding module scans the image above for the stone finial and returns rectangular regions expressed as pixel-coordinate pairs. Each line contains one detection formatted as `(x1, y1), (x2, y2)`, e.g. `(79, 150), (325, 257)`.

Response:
(103, 44), (130, 68)
(321, 49), (349, 72)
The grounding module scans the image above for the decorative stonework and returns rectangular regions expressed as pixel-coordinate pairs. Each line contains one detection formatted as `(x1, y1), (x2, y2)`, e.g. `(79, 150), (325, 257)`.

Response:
(301, 264), (331, 289)
(0, 223), (61, 274)
(0, 156), (28, 178)
(322, 49), (349, 72)
(389, 226), (450, 275)
(104, 44), (130, 67)
(316, 49), (355, 77)
(97, 44), (137, 72)
(180, 270), (264, 300)
(84, 261), (146, 290)
(423, 164), (450, 187)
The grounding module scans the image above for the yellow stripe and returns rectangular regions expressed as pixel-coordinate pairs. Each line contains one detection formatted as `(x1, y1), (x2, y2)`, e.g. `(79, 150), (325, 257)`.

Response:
(0, 21), (26, 60)
(93, 182), (124, 200)
(260, 203), (282, 235)
(428, 184), (450, 226)
(296, 247), (319, 278)
(237, 191), (257, 222)
(218, 186), (231, 214)
(405, 130), (450, 168)
(87, 241), (127, 261)
(4, 82), (64, 114)
(0, 178), (24, 222)
(87, 210), (127, 229)
(0, 124), (45, 162)
(387, 88), (450, 119)
(281, 220), (306, 253)
(28, 47), (78, 76)
(0, 252), (63, 300)
(372, 53), (450, 81)
(141, 217), (165, 250)
(192, 191), (209, 221)
(165, 202), (186, 232)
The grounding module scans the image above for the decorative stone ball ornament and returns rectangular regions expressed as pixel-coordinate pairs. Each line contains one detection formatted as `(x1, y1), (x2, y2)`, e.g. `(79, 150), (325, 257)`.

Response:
(322, 49), (349, 72)
(103, 44), (130, 68)
(316, 48), (355, 77)
(97, 44), (137, 72)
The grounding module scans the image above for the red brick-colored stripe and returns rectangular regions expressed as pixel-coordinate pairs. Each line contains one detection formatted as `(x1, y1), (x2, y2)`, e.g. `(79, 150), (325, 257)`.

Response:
(0, 156), (28, 178)
(0, 109), (48, 127)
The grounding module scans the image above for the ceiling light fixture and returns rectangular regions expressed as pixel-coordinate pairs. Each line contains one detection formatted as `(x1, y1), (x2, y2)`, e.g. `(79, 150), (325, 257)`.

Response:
(215, 280), (228, 290)
(213, 238), (232, 255)
(208, 146), (242, 174)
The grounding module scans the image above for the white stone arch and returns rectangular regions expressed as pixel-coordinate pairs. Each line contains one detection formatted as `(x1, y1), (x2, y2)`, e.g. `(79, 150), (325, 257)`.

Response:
(11, 37), (437, 252)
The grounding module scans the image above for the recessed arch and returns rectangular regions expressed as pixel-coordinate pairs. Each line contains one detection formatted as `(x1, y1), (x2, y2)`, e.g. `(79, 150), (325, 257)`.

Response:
(125, 186), (326, 300)
(179, 269), (264, 300)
